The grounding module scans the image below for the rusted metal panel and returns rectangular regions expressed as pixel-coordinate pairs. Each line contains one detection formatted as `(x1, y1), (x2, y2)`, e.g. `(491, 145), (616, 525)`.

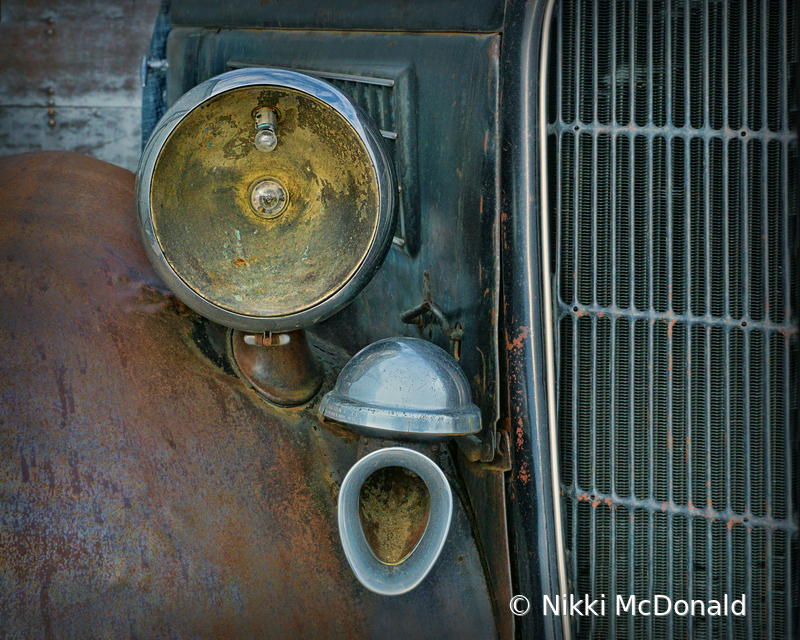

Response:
(459, 456), (515, 640)
(0, 151), (496, 639)
(0, 0), (158, 106)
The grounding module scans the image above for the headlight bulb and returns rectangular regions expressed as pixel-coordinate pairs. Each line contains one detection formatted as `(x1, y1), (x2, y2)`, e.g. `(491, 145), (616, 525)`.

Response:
(255, 127), (277, 153)
(249, 178), (288, 219)
(253, 107), (278, 153)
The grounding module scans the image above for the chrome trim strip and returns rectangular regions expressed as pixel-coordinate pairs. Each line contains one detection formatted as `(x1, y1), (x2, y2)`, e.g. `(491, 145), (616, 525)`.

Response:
(538, 1), (571, 638)
(227, 61), (396, 87)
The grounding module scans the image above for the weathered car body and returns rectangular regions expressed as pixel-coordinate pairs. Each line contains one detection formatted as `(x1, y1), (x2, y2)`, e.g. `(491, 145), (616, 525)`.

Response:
(1, 1), (797, 639)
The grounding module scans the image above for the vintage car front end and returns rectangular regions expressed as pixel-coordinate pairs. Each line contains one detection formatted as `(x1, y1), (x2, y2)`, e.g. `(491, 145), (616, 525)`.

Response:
(1, 1), (797, 639)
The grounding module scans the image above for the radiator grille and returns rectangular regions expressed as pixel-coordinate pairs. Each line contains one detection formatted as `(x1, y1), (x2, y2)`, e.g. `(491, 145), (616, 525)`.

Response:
(547, 1), (798, 638)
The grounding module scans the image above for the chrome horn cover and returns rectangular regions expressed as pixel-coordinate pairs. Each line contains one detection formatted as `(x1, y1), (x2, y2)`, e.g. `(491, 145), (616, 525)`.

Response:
(319, 337), (481, 441)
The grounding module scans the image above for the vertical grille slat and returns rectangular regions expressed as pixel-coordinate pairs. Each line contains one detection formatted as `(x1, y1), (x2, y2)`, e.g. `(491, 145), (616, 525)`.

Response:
(547, 1), (798, 637)
(729, 1), (743, 131)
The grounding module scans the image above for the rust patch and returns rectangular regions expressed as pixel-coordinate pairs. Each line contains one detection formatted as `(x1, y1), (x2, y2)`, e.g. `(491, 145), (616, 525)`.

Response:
(778, 324), (798, 339)
(667, 317), (677, 337)
(506, 325), (530, 352)
(518, 461), (530, 485)
(0, 152), (375, 639)
(516, 417), (524, 450)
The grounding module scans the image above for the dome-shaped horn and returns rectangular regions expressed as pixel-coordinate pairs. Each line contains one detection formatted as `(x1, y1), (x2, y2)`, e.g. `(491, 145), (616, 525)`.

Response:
(319, 337), (481, 440)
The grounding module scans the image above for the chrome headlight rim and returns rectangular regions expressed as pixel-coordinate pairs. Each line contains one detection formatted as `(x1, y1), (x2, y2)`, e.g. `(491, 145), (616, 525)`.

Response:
(135, 67), (397, 333)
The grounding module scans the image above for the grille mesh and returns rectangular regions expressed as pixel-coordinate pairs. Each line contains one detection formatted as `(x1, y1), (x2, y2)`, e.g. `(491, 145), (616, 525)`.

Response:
(547, 1), (798, 637)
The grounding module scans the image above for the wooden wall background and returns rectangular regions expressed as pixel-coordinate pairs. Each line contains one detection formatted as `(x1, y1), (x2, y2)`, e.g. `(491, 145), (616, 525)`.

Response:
(0, 0), (161, 171)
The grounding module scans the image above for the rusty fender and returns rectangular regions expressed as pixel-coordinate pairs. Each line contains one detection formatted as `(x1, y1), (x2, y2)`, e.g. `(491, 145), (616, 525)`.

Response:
(0, 152), (494, 640)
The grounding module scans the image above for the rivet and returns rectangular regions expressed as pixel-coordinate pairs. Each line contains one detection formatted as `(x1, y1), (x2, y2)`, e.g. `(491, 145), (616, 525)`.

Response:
(45, 28), (55, 36)
(46, 17), (55, 25)
(46, 87), (55, 95)
(48, 108), (55, 116)
(48, 119), (56, 127)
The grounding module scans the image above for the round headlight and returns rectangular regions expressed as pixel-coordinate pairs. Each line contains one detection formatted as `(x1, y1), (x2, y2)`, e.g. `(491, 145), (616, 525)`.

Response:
(136, 68), (396, 332)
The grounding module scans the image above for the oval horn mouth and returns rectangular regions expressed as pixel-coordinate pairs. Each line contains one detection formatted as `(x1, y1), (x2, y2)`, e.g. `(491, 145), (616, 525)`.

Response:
(337, 447), (453, 596)
(358, 465), (431, 565)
